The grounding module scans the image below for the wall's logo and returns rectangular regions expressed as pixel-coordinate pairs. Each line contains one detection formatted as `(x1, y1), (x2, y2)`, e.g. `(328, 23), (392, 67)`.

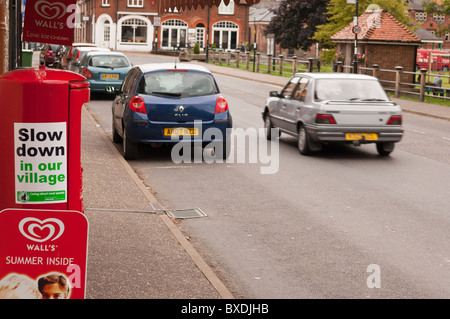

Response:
(34, 0), (68, 20)
(18, 217), (65, 243)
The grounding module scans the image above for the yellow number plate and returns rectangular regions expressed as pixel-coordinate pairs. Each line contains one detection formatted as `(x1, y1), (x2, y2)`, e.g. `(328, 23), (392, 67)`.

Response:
(345, 133), (378, 141)
(102, 74), (119, 79)
(164, 128), (199, 136)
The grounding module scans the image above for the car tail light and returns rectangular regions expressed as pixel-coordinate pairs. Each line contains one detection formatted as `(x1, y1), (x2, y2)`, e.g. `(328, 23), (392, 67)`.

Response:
(81, 68), (93, 79)
(215, 96), (229, 114)
(130, 96), (146, 114)
(315, 113), (337, 124)
(387, 115), (402, 125)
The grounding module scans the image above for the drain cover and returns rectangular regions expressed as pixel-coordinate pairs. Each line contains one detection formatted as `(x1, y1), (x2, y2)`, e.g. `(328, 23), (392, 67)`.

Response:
(167, 208), (207, 219)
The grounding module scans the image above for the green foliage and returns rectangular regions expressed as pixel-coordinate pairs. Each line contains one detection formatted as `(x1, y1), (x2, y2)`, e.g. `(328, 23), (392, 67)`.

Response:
(319, 48), (338, 64)
(193, 42), (200, 54)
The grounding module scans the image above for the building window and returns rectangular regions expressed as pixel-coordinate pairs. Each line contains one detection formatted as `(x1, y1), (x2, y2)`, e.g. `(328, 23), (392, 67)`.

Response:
(121, 18), (147, 43)
(433, 14), (445, 23)
(446, 33), (450, 41)
(161, 19), (188, 49)
(415, 12), (427, 22)
(101, 0), (110, 6)
(104, 20), (110, 42)
(218, 1), (234, 15)
(128, 0), (144, 7)
(212, 21), (239, 50)
(196, 23), (205, 50)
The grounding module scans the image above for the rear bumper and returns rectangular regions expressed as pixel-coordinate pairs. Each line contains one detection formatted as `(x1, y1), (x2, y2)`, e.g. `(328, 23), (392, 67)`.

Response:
(125, 112), (233, 144)
(88, 79), (123, 92)
(306, 124), (403, 143)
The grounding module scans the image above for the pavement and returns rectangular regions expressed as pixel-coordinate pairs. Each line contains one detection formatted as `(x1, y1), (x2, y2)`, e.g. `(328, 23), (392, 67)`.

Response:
(30, 53), (450, 299)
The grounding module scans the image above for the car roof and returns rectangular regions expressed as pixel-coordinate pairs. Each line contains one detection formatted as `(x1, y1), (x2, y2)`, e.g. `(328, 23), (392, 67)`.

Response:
(136, 63), (212, 74)
(296, 72), (377, 80)
(75, 47), (110, 52)
(72, 43), (97, 47)
(85, 51), (128, 57)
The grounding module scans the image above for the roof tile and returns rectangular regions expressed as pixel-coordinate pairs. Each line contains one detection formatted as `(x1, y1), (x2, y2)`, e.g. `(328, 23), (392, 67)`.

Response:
(331, 10), (421, 43)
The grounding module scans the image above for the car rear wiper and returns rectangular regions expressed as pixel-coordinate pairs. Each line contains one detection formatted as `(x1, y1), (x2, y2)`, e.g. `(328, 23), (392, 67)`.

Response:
(348, 98), (387, 102)
(152, 91), (182, 97)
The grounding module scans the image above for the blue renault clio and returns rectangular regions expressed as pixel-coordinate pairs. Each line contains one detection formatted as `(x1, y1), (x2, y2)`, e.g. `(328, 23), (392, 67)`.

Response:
(110, 63), (232, 160)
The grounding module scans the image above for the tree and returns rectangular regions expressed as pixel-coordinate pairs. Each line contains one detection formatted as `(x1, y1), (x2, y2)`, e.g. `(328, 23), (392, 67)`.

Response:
(313, 0), (413, 49)
(264, 0), (330, 51)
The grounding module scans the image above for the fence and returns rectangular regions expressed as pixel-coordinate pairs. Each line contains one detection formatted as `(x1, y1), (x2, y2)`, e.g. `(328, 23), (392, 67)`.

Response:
(207, 49), (319, 76)
(206, 49), (449, 103)
(335, 62), (450, 103)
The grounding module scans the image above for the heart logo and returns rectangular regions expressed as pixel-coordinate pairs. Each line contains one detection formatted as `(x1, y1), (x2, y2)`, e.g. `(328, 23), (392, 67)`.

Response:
(34, 0), (67, 20)
(18, 217), (65, 243)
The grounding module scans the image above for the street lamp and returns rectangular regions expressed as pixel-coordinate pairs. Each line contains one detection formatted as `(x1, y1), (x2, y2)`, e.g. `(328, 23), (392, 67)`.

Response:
(206, 4), (210, 63)
(347, 0), (358, 74)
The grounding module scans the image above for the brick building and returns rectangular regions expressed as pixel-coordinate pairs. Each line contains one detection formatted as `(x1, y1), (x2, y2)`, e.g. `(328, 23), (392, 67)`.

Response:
(408, 0), (450, 50)
(331, 9), (421, 82)
(75, 0), (251, 52)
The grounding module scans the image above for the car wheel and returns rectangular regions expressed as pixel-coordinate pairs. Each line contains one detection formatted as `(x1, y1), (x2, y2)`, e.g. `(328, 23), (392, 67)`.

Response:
(264, 113), (274, 140)
(123, 129), (138, 160)
(376, 142), (395, 156)
(112, 120), (122, 143)
(264, 112), (280, 140)
(298, 125), (311, 155)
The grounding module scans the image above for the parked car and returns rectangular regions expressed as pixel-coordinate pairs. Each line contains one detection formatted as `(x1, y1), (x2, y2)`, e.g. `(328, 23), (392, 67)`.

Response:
(78, 51), (132, 93)
(39, 44), (61, 67)
(69, 47), (110, 72)
(60, 42), (97, 70)
(110, 63), (232, 160)
(263, 73), (403, 156)
(416, 49), (450, 71)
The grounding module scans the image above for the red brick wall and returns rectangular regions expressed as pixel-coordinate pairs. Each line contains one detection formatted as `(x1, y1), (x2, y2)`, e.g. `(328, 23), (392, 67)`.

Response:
(364, 43), (418, 83)
(82, 0), (249, 49)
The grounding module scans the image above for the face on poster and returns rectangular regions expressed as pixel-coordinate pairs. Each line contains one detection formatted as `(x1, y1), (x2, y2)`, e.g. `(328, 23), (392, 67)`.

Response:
(0, 209), (88, 299)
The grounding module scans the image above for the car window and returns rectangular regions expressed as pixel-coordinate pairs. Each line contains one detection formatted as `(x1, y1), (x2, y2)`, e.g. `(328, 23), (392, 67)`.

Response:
(281, 77), (300, 99)
(88, 55), (130, 68)
(138, 71), (218, 97)
(314, 79), (389, 102)
(293, 78), (309, 102)
(121, 68), (139, 94)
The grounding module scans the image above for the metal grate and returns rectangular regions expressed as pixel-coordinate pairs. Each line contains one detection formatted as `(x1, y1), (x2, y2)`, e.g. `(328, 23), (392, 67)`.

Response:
(166, 208), (207, 219)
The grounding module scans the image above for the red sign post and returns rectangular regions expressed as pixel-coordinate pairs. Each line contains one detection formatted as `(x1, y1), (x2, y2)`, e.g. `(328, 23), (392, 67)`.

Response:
(0, 209), (88, 299)
(22, 0), (77, 46)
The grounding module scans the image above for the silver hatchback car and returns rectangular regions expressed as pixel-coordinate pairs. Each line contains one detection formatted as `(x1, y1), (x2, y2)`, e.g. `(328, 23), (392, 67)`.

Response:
(263, 73), (403, 156)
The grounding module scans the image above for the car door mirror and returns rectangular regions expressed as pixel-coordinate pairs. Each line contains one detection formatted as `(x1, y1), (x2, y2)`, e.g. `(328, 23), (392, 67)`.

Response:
(269, 91), (280, 97)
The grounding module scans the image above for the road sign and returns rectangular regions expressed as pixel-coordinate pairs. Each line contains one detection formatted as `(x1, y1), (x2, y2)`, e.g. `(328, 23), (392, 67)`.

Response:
(352, 25), (361, 35)
(22, 0), (77, 46)
(0, 209), (88, 299)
